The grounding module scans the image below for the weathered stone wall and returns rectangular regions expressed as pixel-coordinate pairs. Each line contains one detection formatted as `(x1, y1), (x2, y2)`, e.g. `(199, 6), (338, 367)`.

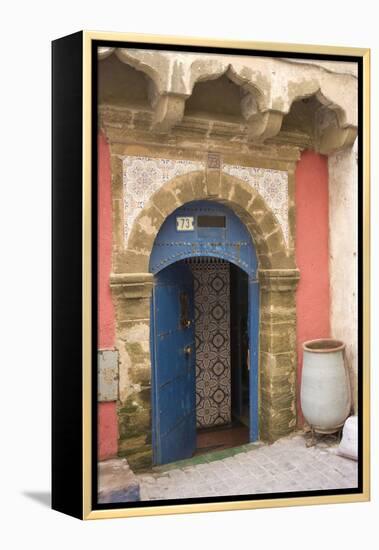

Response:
(259, 269), (299, 441)
(328, 140), (358, 411)
(111, 275), (153, 470)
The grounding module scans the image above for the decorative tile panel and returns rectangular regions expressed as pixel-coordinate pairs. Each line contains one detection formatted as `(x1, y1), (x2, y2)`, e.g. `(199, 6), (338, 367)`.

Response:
(122, 156), (289, 247)
(123, 156), (205, 246)
(191, 260), (231, 428)
(222, 164), (289, 245)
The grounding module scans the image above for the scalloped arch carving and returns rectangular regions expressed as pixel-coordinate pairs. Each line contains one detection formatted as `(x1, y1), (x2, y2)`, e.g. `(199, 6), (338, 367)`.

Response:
(100, 48), (357, 151)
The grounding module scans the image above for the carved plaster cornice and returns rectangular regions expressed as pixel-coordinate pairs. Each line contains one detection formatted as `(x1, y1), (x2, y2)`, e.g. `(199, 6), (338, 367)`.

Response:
(151, 93), (187, 132)
(246, 111), (284, 142)
(98, 48), (358, 153)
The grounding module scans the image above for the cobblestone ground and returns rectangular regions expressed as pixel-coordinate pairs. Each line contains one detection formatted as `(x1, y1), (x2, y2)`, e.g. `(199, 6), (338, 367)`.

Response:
(137, 432), (358, 501)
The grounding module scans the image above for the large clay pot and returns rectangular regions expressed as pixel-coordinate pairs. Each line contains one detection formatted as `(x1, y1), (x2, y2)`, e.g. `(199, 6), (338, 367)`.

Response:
(300, 339), (351, 434)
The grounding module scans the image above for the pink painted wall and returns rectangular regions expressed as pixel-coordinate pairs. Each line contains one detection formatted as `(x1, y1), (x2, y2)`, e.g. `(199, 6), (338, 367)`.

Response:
(98, 402), (118, 460)
(98, 131), (118, 460)
(295, 150), (331, 425)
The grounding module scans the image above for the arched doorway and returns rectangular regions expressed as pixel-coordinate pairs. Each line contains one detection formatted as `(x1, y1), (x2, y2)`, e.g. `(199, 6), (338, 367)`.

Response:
(150, 201), (259, 465)
(110, 171), (299, 471)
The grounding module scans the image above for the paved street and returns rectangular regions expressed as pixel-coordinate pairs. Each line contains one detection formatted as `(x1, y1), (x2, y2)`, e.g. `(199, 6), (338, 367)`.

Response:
(137, 432), (358, 500)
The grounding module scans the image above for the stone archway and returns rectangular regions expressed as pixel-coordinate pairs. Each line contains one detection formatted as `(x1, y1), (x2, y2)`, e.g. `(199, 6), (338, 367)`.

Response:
(110, 171), (299, 470)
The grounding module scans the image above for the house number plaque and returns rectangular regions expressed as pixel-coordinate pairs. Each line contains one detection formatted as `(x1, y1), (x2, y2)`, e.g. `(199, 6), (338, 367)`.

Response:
(176, 216), (194, 231)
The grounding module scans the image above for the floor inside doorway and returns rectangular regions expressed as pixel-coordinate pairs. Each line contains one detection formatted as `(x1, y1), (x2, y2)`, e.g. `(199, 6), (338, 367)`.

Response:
(195, 421), (249, 456)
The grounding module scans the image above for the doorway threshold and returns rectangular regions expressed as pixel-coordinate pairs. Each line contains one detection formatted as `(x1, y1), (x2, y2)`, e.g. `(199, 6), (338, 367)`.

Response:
(196, 421), (249, 455)
(152, 440), (263, 474)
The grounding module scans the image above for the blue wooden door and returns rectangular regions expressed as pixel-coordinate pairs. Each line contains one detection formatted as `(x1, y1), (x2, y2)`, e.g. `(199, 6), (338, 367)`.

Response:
(151, 262), (196, 465)
(150, 200), (260, 448)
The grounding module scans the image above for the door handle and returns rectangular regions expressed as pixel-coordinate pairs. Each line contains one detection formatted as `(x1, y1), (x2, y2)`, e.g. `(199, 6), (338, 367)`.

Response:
(184, 345), (192, 356)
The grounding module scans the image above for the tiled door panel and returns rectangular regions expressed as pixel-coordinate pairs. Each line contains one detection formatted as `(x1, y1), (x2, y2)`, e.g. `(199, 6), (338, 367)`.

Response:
(191, 261), (231, 428)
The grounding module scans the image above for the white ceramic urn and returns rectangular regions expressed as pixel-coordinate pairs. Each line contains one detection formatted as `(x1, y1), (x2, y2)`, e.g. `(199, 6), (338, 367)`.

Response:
(300, 339), (351, 434)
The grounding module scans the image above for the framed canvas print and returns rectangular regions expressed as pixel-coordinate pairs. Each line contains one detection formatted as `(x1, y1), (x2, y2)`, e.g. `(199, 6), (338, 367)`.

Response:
(52, 31), (370, 520)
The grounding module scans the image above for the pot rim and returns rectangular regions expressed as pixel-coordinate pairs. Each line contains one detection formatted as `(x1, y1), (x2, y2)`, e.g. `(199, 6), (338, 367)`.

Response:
(303, 338), (345, 353)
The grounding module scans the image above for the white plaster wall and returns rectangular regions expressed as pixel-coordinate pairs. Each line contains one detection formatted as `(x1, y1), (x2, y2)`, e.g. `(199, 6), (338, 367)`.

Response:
(328, 139), (358, 411)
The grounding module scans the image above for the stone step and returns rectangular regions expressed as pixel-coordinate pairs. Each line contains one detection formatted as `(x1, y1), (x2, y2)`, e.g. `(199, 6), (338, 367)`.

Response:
(98, 458), (140, 503)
